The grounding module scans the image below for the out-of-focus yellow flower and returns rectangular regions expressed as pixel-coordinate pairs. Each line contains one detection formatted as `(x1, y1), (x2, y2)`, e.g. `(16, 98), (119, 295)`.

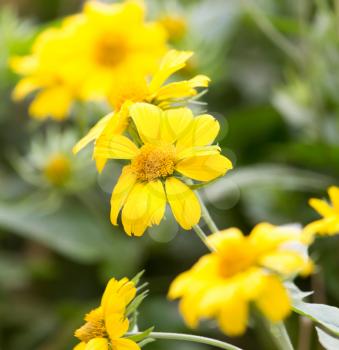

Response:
(159, 14), (187, 41)
(303, 186), (339, 243)
(11, 0), (167, 120)
(94, 102), (232, 236)
(73, 49), (210, 172)
(74, 277), (139, 350)
(43, 153), (71, 186)
(169, 223), (312, 336)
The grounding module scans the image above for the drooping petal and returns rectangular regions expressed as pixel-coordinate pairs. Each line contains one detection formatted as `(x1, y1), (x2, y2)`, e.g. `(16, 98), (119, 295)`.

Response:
(129, 102), (163, 144)
(73, 113), (113, 154)
(176, 114), (220, 150)
(85, 338), (108, 350)
(94, 135), (139, 160)
(113, 338), (141, 350)
(12, 76), (41, 100)
(149, 50), (193, 92)
(255, 275), (291, 322)
(145, 180), (167, 226)
(110, 167), (137, 225)
(165, 177), (201, 230)
(176, 154), (232, 181)
(29, 86), (73, 120)
(218, 296), (248, 336)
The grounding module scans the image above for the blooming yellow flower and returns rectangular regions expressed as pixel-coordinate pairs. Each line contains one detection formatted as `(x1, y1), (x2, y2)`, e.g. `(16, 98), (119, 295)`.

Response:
(303, 186), (339, 242)
(94, 102), (232, 236)
(11, 0), (167, 120)
(159, 14), (187, 41)
(168, 223), (312, 336)
(74, 277), (139, 350)
(43, 153), (71, 186)
(73, 49), (210, 172)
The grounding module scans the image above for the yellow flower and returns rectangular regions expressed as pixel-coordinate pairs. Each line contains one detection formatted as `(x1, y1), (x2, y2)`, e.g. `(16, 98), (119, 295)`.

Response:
(74, 277), (139, 350)
(11, 0), (167, 120)
(168, 223), (312, 336)
(73, 49), (210, 172)
(159, 14), (187, 41)
(43, 153), (71, 186)
(70, 0), (167, 100)
(303, 186), (339, 242)
(11, 21), (83, 120)
(94, 102), (232, 236)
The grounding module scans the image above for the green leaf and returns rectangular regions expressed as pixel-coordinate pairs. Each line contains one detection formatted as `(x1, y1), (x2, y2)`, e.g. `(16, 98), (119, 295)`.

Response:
(316, 327), (339, 350)
(126, 327), (154, 342)
(126, 291), (149, 317)
(288, 283), (339, 336)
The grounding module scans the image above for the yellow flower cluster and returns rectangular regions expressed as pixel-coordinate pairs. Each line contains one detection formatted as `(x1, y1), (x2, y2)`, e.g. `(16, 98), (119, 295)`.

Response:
(169, 223), (312, 336)
(11, 0), (167, 120)
(74, 277), (139, 350)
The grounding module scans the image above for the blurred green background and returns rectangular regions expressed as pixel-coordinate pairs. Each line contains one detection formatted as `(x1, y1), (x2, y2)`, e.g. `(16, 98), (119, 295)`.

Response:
(1, 0), (339, 349)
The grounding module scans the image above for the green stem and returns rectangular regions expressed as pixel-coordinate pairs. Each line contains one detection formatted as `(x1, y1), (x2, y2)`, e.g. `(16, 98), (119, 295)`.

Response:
(196, 190), (219, 233)
(193, 224), (215, 252)
(265, 321), (294, 350)
(129, 332), (243, 350)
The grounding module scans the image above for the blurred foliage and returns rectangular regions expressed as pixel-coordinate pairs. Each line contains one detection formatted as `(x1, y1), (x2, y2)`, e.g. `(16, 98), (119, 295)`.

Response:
(1, 1), (339, 349)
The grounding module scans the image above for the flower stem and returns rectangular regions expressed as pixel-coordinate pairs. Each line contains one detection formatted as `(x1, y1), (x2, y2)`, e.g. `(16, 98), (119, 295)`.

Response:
(128, 332), (243, 350)
(266, 321), (294, 350)
(193, 224), (215, 252)
(196, 190), (219, 233)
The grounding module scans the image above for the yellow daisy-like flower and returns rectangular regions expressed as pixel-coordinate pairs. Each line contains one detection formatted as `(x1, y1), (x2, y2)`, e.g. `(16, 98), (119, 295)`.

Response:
(74, 277), (139, 350)
(11, 0), (167, 120)
(303, 186), (339, 243)
(73, 49), (210, 172)
(168, 223), (312, 336)
(94, 102), (232, 236)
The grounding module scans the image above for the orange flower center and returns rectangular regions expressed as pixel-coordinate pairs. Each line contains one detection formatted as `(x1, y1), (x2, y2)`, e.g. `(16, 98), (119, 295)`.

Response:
(95, 35), (127, 67)
(74, 308), (106, 343)
(131, 144), (176, 181)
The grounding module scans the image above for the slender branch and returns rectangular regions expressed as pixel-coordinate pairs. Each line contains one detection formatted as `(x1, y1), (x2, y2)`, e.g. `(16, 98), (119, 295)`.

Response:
(241, 0), (302, 64)
(128, 332), (243, 350)
(193, 224), (215, 252)
(196, 190), (219, 233)
(266, 322), (294, 350)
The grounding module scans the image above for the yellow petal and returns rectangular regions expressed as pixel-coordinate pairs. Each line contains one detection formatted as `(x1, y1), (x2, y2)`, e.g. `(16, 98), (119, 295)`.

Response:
(149, 50), (193, 92)
(176, 154), (232, 181)
(165, 177), (201, 229)
(161, 107), (193, 143)
(110, 167), (137, 225)
(105, 314), (129, 340)
(129, 102), (163, 144)
(309, 198), (334, 217)
(74, 342), (86, 350)
(218, 296), (248, 336)
(73, 113), (113, 154)
(259, 251), (307, 275)
(94, 135), (139, 160)
(176, 114), (220, 150)
(121, 180), (166, 236)
(155, 74), (210, 102)
(113, 338), (141, 350)
(328, 186), (339, 211)
(207, 228), (245, 252)
(85, 338), (108, 350)
(176, 145), (221, 160)
(12, 77), (41, 100)
(255, 275), (291, 322)
(29, 86), (73, 120)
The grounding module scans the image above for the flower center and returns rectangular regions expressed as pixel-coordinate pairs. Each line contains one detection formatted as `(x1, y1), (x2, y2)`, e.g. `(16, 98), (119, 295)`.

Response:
(218, 247), (256, 278)
(44, 153), (71, 186)
(131, 144), (176, 181)
(95, 35), (127, 67)
(74, 308), (107, 343)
